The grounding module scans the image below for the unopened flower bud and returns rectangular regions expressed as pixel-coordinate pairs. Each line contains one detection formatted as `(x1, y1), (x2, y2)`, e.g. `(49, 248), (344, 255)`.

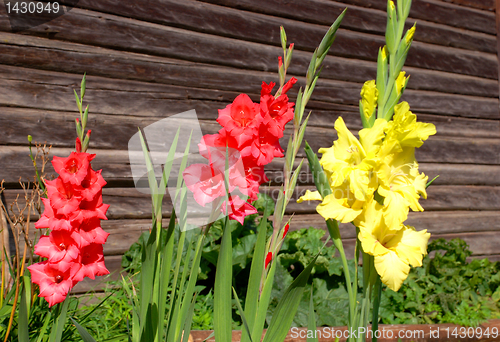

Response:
(406, 26), (416, 44)
(265, 252), (273, 268)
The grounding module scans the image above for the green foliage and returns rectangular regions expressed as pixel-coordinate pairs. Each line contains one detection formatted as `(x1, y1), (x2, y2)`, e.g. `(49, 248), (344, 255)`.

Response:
(88, 231), (500, 334)
(267, 228), (353, 328)
(379, 238), (500, 326)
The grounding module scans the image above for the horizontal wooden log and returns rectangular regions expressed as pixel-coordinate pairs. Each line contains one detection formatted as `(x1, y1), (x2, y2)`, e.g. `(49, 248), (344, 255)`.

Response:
(0, 6), (496, 79)
(2, 131), (500, 186)
(440, 0), (495, 11)
(335, 0), (497, 35)
(23, 210), (500, 259)
(63, 0), (497, 55)
(2, 102), (499, 153)
(4, 184), (499, 227)
(1, 32), (497, 98)
(0, 64), (497, 125)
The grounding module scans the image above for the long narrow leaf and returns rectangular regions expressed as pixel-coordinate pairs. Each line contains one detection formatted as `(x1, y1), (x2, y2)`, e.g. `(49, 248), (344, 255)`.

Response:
(181, 293), (198, 342)
(241, 209), (269, 342)
(214, 216), (233, 342)
(51, 296), (70, 342)
(18, 280), (29, 342)
(232, 287), (254, 342)
(262, 254), (319, 342)
(307, 287), (318, 342)
(70, 317), (98, 342)
(176, 233), (205, 340)
(251, 261), (276, 342)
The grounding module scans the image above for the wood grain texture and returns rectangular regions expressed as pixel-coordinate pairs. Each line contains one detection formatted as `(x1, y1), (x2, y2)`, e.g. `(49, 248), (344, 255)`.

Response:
(2, 131), (500, 185)
(440, 0), (495, 11)
(62, 0), (497, 54)
(0, 6), (497, 79)
(0, 64), (497, 124)
(3, 106), (499, 154)
(333, 0), (497, 34)
(4, 184), (499, 222)
(0, 32), (497, 98)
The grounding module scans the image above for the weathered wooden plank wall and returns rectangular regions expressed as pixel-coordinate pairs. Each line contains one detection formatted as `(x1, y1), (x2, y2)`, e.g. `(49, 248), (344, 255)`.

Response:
(0, 0), (499, 293)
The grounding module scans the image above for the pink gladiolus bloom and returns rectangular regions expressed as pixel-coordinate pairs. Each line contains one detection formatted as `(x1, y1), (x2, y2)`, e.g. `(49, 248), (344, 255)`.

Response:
(27, 261), (80, 307)
(34, 231), (80, 264)
(80, 169), (107, 201)
(221, 195), (258, 225)
(35, 198), (75, 231)
(72, 191), (109, 224)
(52, 152), (95, 186)
(78, 218), (110, 247)
(183, 164), (227, 207)
(217, 94), (261, 146)
(73, 243), (109, 281)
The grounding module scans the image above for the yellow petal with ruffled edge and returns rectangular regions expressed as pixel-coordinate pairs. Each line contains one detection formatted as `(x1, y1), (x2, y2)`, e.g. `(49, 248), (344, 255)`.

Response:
(374, 250), (410, 291)
(316, 194), (363, 223)
(332, 117), (366, 164)
(385, 102), (436, 148)
(359, 118), (387, 158)
(378, 187), (409, 231)
(387, 226), (430, 267)
(297, 190), (323, 203)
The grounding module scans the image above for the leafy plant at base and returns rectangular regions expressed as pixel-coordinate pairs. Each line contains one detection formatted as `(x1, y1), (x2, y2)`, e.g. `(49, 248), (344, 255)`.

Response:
(379, 238), (500, 327)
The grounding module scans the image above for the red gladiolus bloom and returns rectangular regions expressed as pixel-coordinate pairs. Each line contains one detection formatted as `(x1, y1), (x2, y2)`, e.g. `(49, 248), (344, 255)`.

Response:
(73, 243), (109, 281)
(27, 261), (80, 307)
(52, 152), (95, 186)
(221, 195), (258, 225)
(78, 218), (110, 247)
(72, 191), (109, 224)
(80, 169), (107, 201)
(217, 94), (261, 146)
(35, 198), (75, 231)
(34, 231), (80, 264)
(46, 178), (82, 216)
(30, 149), (109, 307)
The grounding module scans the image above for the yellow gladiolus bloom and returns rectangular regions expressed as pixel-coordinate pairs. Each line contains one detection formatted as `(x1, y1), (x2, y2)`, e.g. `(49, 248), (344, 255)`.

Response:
(384, 102), (436, 149)
(319, 117), (383, 201)
(356, 198), (430, 291)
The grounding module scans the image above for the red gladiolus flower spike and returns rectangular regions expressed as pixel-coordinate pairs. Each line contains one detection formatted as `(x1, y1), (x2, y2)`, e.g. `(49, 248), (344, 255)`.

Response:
(30, 149), (109, 307)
